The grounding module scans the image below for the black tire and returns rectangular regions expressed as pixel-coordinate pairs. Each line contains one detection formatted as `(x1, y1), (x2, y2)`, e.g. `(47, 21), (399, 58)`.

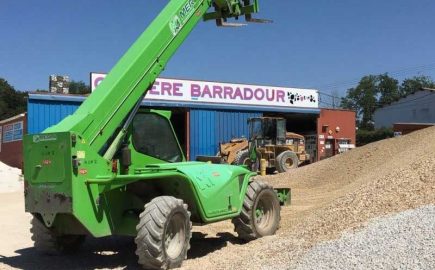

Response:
(216, 152), (228, 164)
(233, 149), (259, 172)
(30, 217), (85, 255)
(232, 180), (281, 241)
(276, 151), (299, 173)
(135, 196), (192, 270)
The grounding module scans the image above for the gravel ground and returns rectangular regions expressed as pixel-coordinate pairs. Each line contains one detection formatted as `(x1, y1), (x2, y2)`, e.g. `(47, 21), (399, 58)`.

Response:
(295, 205), (435, 270)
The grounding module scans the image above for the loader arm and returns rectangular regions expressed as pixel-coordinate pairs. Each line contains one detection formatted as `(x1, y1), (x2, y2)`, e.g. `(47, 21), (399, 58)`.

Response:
(44, 0), (262, 159)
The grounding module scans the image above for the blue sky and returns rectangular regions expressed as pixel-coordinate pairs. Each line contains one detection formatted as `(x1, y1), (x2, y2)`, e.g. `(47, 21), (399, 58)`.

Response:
(1, 0), (435, 98)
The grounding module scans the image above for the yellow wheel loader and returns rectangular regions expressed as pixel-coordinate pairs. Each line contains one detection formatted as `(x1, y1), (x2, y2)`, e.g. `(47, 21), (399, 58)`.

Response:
(218, 117), (309, 173)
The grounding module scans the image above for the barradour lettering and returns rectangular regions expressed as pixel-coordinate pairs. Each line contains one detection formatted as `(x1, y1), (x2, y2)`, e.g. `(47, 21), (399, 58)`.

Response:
(190, 84), (286, 102)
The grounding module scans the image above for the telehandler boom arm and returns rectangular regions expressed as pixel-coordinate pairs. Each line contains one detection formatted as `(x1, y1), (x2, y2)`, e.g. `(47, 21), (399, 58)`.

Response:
(44, 0), (263, 158)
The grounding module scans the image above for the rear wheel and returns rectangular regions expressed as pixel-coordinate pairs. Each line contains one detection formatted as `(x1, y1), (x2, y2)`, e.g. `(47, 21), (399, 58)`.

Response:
(233, 149), (259, 172)
(276, 151), (299, 173)
(232, 180), (281, 241)
(30, 217), (85, 255)
(135, 196), (192, 270)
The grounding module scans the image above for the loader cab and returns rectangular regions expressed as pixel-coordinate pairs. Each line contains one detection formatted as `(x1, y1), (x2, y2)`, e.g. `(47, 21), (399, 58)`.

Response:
(248, 117), (286, 146)
(285, 132), (306, 153)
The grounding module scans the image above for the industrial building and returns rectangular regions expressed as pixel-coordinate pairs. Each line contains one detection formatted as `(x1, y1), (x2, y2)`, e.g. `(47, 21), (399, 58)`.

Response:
(315, 109), (356, 159)
(374, 88), (435, 129)
(25, 77), (356, 164)
(0, 77), (357, 169)
(0, 113), (26, 168)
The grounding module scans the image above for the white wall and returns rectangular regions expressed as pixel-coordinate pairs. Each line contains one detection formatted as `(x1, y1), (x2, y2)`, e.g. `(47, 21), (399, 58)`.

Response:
(374, 90), (435, 128)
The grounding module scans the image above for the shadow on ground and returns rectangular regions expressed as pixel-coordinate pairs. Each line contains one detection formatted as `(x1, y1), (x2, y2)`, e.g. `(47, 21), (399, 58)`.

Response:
(0, 232), (244, 269)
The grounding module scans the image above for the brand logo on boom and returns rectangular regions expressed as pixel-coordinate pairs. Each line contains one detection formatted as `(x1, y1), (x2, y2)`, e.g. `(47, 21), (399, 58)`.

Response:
(169, 0), (196, 36)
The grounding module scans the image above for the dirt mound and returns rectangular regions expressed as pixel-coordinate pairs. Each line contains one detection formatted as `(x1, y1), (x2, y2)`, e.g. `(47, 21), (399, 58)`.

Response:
(183, 126), (435, 269)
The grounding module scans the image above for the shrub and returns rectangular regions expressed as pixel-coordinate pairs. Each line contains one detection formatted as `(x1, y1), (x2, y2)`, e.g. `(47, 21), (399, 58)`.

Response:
(356, 128), (394, 146)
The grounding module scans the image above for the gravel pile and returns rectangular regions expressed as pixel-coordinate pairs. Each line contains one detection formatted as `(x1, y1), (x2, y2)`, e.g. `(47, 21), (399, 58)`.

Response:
(295, 205), (435, 270)
(0, 128), (432, 270)
(182, 126), (435, 270)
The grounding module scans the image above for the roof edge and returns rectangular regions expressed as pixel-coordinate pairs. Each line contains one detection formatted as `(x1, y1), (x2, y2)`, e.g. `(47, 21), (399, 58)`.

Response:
(0, 113), (26, 124)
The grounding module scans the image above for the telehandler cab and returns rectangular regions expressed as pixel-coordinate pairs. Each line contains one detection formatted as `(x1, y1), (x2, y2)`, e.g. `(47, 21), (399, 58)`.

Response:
(23, 1), (284, 269)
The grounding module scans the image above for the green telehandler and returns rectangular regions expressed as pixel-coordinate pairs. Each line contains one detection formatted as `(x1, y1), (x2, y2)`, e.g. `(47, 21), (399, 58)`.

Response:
(24, 1), (285, 269)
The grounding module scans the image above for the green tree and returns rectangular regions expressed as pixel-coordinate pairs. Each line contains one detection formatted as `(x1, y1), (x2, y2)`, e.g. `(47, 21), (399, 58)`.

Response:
(378, 73), (400, 105)
(341, 75), (378, 130)
(341, 73), (420, 130)
(69, 80), (91, 94)
(400, 75), (435, 96)
(0, 78), (27, 120)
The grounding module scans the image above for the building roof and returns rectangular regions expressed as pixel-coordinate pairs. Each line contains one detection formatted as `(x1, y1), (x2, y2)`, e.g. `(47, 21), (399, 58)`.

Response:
(376, 87), (435, 110)
(405, 87), (435, 97)
(320, 108), (356, 113)
(394, 122), (435, 126)
(0, 113), (26, 125)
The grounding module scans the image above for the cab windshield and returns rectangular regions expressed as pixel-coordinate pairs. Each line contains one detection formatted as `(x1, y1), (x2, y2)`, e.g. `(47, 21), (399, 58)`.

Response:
(132, 113), (182, 163)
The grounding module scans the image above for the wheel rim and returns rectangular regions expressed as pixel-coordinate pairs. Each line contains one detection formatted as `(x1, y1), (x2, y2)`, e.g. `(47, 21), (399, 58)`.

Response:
(284, 157), (294, 169)
(164, 213), (186, 260)
(254, 194), (275, 231)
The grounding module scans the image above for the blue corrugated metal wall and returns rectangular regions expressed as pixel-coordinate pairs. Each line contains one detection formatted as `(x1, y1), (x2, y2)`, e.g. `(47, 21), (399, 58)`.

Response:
(27, 97), (262, 161)
(28, 99), (81, 134)
(190, 109), (262, 161)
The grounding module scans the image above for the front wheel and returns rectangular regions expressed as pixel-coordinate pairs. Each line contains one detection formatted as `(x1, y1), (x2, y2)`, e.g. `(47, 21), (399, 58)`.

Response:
(232, 180), (281, 241)
(276, 151), (299, 173)
(233, 149), (259, 172)
(135, 196), (192, 270)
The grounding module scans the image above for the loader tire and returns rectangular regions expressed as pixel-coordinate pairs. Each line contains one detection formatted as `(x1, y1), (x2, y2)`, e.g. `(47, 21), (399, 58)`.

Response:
(135, 196), (192, 270)
(30, 217), (85, 255)
(232, 180), (280, 241)
(234, 149), (259, 172)
(276, 150), (299, 173)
